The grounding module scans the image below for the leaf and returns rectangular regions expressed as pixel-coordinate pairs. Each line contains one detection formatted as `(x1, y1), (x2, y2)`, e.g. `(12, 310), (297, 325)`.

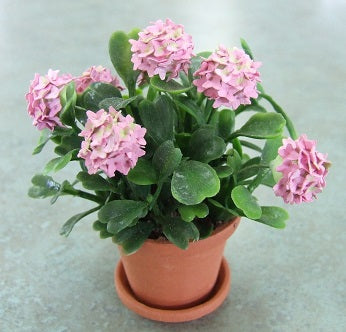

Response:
(227, 149), (242, 174)
(98, 96), (139, 110)
(178, 203), (209, 222)
(216, 109), (235, 140)
(254, 206), (288, 229)
(28, 174), (61, 198)
(127, 158), (158, 185)
(77, 171), (114, 191)
(240, 38), (254, 60)
(43, 149), (77, 174)
(150, 75), (192, 94)
(189, 127), (226, 163)
(50, 180), (78, 204)
(162, 217), (199, 249)
(59, 81), (77, 127)
(231, 185), (262, 219)
(171, 160), (220, 205)
(98, 200), (148, 234)
(60, 206), (100, 237)
(232, 113), (285, 139)
(113, 221), (154, 255)
(138, 97), (174, 146)
(109, 29), (140, 95)
(32, 129), (51, 155)
(237, 157), (263, 181)
(152, 140), (182, 180)
(82, 82), (122, 111)
(214, 165), (234, 179)
(261, 137), (284, 163)
(174, 96), (204, 125)
(54, 135), (82, 156)
(190, 52), (212, 74)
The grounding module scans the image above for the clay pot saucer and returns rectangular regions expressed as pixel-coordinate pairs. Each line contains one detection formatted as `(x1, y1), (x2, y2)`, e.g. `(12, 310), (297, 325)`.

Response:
(114, 257), (231, 323)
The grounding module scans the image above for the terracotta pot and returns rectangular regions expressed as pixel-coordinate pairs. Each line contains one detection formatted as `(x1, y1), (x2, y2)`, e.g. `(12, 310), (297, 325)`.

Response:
(114, 217), (240, 322)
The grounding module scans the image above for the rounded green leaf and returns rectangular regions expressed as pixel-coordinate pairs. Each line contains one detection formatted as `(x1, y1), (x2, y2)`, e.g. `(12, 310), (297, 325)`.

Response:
(178, 203), (209, 222)
(152, 140), (182, 180)
(234, 113), (285, 139)
(254, 206), (288, 229)
(171, 161), (220, 205)
(127, 158), (158, 185)
(231, 185), (262, 219)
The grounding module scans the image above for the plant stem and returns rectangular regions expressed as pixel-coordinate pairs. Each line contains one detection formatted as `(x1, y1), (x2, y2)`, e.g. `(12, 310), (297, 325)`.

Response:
(232, 138), (243, 157)
(149, 182), (163, 210)
(239, 140), (262, 152)
(65, 188), (103, 204)
(260, 93), (298, 139)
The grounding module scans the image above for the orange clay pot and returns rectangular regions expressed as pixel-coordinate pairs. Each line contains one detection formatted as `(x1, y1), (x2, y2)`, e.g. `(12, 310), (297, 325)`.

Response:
(114, 217), (241, 322)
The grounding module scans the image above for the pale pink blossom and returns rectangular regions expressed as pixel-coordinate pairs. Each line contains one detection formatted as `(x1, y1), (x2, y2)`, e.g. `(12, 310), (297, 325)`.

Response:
(74, 65), (123, 93)
(273, 135), (330, 204)
(193, 46), (261, 109)
(26, 69), (73, 130)
(78, 107), (146, 177)
(129, 19), (194, 80)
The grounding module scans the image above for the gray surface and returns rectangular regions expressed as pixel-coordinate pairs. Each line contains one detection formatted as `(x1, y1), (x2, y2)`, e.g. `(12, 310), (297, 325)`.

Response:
(1, 0), (345, 331)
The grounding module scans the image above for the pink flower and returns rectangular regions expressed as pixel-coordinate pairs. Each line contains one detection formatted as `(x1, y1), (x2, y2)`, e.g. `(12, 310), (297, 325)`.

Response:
(78, 107), (146, 177)
(193, 46), (261, 109)
(273, 135), (330, 204)
(74, 65), (123, 93)
(26, 69), (73, 130)
(129, 19), (194, 80)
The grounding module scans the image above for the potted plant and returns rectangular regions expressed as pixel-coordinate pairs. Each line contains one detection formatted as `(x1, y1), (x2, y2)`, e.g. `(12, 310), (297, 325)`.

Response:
(26, 19), (330, 322)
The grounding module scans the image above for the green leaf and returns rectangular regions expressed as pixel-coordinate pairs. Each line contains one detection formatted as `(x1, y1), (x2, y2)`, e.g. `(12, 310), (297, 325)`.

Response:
(113, 221), (154, 255)
(214, 165), (234, 179)
(43, 149), (77, 174)
(261, 171), (276, 187)
(59, 82), (77, 127)
(162, 217), (199, 249)
(54, 135), (82, 156)
(261, 136), (283, 163)
(152, 140), (182, 180)
(150, 75), (192, 94)
(98, 96), (139, 110)
(82, 82), (122, 111)
(60, 206), (100, 237)
(254, 206), (288, 229)
(178, 203), (209, 222)
(138, 97), (174, 146)
(32, 129), (51, 155)
(98, 200), (148, 234)
(77, 171), (114, 191)
(231, 185), (262, 219)
(227, 149), (242, 174)
(109, 29), (140, 95)
(237, 157), (263, 181)
(189, 127), (226, 163)
(174, 96), (204, 125)
(240, 38), (254, 60)
(127, 158), (158, 185)
(28, 174), (61, 198)
(232, 113), (285, 139)
(171, 160), (220, 205)
(217, 109), (235, 140)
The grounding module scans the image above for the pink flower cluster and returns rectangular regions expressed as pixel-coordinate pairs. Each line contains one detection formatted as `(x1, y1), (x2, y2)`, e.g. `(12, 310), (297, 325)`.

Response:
(193, 46), (261, 109)
(26, 69), (73, 130)
(129, 19), (194, 80)
(78, 107), (146, 177)
(273, 135), (329, 204)
(74, 65), (123, 93)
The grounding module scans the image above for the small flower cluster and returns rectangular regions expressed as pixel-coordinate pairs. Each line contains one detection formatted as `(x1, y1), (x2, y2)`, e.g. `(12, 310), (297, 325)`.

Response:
(75, 65), (123, 93)
(77, 107), (146, 177)
(193, 46), (261, 109)
(129, 18), (194, 80)
(274, 135), (330, 204)
(26, 69), (73, 130)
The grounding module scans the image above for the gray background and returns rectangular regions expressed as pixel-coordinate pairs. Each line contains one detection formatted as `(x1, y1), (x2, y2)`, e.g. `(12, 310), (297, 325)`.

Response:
(1, 0), (345, 331)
